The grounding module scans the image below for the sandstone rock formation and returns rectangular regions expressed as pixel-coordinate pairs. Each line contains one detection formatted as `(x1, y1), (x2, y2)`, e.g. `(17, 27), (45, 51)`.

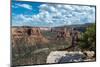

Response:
(11, 27), (49, 47)
(46, 51), (95, 63)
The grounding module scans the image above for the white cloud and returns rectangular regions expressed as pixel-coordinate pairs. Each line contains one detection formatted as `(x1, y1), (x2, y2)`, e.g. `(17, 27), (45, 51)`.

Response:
(12, 14), (33, 26)
(35, 4), (95, 26)
(12, 3), (95, 27)
(16, 4), (32, 10)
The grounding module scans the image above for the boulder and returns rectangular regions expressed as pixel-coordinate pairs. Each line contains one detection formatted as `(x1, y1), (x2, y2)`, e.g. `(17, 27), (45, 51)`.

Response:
(46, 51), (85, 63)
(83, 51), (95, 59)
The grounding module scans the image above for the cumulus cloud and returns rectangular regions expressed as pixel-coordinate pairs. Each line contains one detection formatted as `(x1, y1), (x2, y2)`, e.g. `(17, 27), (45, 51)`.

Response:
(32, 4), (95, 26)
(12, 3), (95, 27)
(12, 14), (33, 26)
(16, 4), (32, 10)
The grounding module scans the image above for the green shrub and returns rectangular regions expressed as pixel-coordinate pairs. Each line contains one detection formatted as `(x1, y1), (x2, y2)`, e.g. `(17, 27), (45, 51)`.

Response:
(78, 23), (96, 51)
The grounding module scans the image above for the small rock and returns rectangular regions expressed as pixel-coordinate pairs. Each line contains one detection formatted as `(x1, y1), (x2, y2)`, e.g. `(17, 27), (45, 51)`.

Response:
(83, 51), (95, 59)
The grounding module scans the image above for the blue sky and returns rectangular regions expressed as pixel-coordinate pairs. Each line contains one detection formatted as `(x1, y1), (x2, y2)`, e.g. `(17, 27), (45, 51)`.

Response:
(12, 1), (96, 27)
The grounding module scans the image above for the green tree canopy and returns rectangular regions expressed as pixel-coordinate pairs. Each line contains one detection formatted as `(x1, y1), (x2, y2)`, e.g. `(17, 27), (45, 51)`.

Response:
(78, 23), (96, 51)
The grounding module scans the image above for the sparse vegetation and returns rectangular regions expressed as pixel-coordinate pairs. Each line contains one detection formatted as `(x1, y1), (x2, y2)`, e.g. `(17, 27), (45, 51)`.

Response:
(12, 23), (96, 66)
(78, 23), (96, 51)
(12, 30), (70, 66)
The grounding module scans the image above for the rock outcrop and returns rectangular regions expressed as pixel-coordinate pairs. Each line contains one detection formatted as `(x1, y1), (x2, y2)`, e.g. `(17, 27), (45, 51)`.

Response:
(46, 51), (95, 63)
(12, 27), (49, 47)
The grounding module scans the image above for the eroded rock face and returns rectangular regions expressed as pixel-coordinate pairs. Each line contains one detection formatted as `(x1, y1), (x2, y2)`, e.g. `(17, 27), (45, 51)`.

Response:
(12, 27), (41, 38)
(46, 51), (95, 63)
(11, 27), (49, 47)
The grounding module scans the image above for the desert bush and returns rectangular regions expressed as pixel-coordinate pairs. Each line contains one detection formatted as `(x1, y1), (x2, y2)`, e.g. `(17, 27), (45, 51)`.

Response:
(12, 34), (37, 65)
(78, 23), (96, 51)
